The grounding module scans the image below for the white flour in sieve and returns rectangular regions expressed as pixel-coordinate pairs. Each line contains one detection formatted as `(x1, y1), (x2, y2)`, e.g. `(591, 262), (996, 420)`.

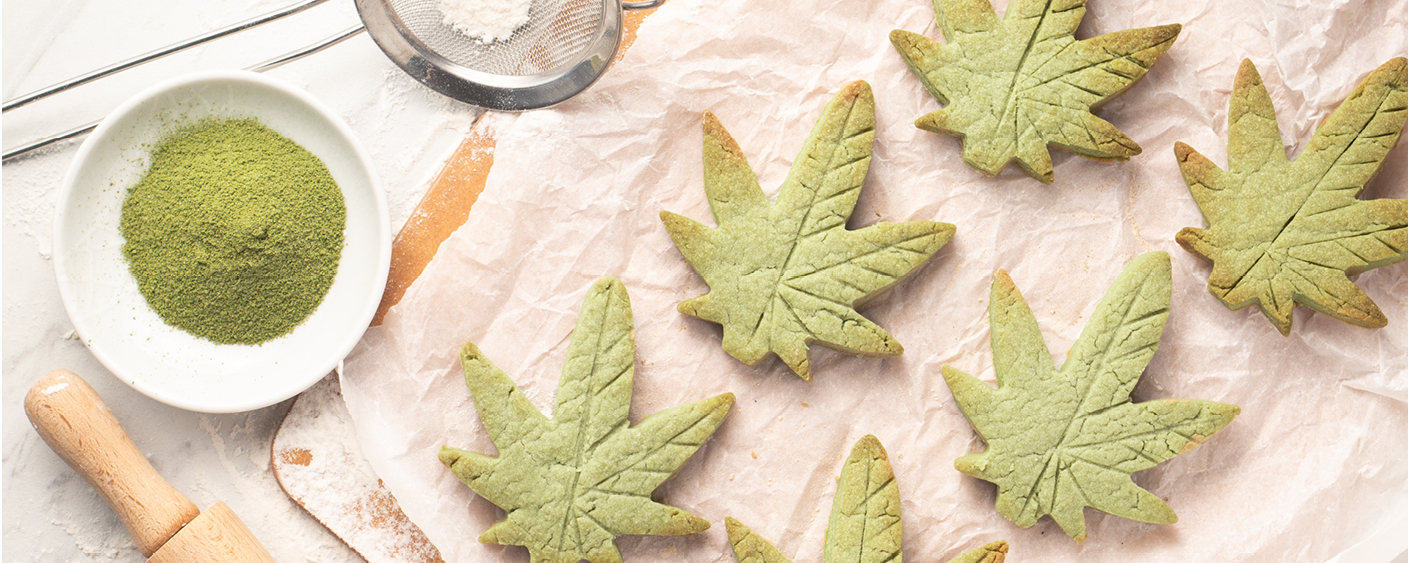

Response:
(438, 0), (531, 42)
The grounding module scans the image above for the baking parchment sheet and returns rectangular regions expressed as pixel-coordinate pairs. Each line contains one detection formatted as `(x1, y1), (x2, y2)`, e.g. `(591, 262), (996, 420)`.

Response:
(342, 0), (1408, 561)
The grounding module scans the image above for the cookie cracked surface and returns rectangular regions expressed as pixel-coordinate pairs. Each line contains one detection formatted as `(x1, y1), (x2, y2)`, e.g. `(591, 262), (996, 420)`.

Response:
(662, 81), (955, 380)
(440, 277), (735, 563)
(725, 435), (1008, 563)
(1176, 58), (1408, 335)
(942, 252), (1239, 542)
(891, 0), (1180, 183)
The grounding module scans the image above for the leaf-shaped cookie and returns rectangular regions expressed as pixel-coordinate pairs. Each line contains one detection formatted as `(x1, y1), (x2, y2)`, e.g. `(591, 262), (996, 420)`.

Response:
(1176, 58), (1408, 335)
(661, 81), (955, 380)
(439, 277), (735, 563)
(942, 252), (1239, 543)
(725, 435), (1009, 563)
(890, 0), (1181, 183)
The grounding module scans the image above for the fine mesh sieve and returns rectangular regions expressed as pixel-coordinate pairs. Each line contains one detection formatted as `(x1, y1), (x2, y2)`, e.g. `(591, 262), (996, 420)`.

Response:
(358, 0), (658, 110)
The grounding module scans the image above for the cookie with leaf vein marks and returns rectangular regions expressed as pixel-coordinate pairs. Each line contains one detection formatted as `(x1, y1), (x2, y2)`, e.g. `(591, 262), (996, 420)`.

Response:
(661, 81), (955, 381)
(942, 252), (1240, 543)
(439, 277), (735, 563)
(1176, 58), (1408, 335)
(891, 0), (1181, 183)
(726, 435), (1009, 563)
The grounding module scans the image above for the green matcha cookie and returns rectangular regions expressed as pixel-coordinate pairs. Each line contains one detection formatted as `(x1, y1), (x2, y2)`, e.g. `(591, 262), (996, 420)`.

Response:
(726, 435), (1008, 563)
(891, 0), (1180, 183)
(440, 277), (735, 563)
(942, 252), (1239, 543)
(1176, 58), (1408, 335)
(661, 81), (955, 380)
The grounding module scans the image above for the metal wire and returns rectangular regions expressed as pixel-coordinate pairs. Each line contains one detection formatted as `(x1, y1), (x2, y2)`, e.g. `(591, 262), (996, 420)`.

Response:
(2, 0), (333, 112)
(2, 0), (663, 160)
(2, 25), (367, 162)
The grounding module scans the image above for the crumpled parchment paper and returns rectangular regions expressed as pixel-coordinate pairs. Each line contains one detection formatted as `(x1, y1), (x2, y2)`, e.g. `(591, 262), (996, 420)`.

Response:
(341, 0), (1408, 561)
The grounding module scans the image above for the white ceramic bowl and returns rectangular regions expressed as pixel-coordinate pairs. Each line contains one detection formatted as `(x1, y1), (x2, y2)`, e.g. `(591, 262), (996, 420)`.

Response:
(54, 71), (391, 413)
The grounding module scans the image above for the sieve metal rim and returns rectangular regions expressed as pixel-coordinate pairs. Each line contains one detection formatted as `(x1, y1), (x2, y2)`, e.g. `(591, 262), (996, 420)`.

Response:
(356, 0), (626, 111)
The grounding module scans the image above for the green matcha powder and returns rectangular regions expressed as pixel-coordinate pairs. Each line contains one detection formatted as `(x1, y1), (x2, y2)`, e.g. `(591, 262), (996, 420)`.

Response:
(120, 117), (346, 345)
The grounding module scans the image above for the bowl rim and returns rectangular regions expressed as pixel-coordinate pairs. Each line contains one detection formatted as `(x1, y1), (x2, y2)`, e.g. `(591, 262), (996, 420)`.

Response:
(53, 69), (391, 413)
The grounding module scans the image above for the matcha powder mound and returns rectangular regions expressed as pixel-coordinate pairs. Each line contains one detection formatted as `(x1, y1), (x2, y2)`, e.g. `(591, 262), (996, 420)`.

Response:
(120, 117), (346, 345)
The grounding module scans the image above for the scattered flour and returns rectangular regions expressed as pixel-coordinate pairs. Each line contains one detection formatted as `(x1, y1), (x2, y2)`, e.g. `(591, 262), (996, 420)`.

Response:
(438, 0), (532, 42)
(188, 409), (360, 563)
(272, 374), (444, 562)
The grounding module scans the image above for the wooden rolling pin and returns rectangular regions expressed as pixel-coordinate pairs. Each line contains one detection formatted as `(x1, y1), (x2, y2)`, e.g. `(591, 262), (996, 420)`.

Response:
(25, 369), (276, 562)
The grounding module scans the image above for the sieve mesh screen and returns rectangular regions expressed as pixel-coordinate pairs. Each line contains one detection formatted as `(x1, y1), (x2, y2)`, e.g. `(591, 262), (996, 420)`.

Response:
(387, 0), (604, 75)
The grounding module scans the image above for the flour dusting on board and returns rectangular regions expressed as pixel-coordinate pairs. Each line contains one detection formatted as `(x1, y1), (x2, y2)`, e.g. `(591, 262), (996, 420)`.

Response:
(439, 0), (531, 42)
(272, 374), (444, 563)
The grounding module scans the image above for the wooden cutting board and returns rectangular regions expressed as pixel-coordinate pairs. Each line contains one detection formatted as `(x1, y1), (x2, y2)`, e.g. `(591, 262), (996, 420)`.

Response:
(271, 9), (656, 561)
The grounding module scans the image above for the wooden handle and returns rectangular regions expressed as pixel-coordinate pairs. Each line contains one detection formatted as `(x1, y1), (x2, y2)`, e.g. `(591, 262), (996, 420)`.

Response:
(148, 502), (276, 563)
(25, 369), (201, 557)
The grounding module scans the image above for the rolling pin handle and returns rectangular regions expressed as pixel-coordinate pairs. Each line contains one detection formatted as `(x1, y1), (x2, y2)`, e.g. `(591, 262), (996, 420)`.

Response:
(24, 369), (202, 557)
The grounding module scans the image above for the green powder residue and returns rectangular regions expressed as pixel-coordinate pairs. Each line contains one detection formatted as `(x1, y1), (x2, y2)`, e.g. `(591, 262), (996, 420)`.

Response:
(120, 117), (346, 345)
